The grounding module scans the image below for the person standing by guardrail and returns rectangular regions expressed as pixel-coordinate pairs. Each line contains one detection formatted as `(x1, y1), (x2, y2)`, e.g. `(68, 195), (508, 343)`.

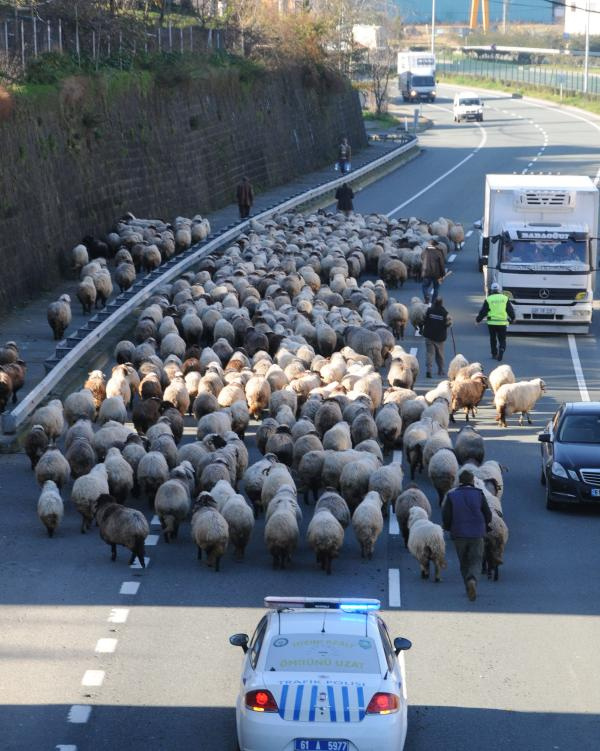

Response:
(236, 176), (254, 220)
(475, 282), (515, 361)
(338, 137), (351, 174)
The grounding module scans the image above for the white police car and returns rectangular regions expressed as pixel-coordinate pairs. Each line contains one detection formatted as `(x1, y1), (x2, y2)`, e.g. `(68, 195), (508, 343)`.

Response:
(229, 597), (412, 751)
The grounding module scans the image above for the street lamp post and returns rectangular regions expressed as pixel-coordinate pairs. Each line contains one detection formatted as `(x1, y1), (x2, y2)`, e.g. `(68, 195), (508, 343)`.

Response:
(431, 0), (436, 56)
(583, 0), (590, 94)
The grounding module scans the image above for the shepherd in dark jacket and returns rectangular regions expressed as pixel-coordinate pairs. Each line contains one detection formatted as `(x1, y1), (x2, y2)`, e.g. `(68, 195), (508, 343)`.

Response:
(421, 244), (446, 304)
(442, 468), (492, 601)
(335, 183), (354, 217)
(422, 297), (452, 378)
(236, 176), (254, 220)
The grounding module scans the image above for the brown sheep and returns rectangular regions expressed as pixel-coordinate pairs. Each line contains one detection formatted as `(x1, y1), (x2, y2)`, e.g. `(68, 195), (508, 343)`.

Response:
(450, 374), (488, 422)
(84, 370), (106, 411)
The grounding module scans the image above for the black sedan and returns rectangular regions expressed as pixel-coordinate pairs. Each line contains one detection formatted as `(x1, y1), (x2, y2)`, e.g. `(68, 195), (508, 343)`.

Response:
(539, 402), (600, 510)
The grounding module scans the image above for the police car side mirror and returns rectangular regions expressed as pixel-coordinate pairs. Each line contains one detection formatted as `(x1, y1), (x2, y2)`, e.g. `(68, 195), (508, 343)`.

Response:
(229, 633), (249, 653)
(473, 220), (482, 230)
(394, 637), (412, 655)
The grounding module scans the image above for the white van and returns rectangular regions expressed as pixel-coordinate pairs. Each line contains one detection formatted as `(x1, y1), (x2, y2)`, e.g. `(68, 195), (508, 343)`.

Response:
(453, 92), (484, 122)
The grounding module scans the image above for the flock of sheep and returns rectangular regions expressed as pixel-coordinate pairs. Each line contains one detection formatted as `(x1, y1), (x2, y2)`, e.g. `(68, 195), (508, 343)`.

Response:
(18, 208), (547, 585)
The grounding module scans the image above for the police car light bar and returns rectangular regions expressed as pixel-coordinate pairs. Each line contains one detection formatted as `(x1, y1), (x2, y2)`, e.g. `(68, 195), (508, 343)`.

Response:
(264, 596), (381, 612)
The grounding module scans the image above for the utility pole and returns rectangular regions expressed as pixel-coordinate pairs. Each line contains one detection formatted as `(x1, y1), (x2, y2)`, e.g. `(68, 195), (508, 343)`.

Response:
(502, 0), (508, 34)
(431, 0), (436, 56)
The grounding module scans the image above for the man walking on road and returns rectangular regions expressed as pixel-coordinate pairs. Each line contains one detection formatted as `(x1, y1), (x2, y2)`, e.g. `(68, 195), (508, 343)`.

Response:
(422, 296), (452, 378)
(442, 469), (492, 602)
(338, 137), (351, 174)
(335, 182), (354, 217)
(421, 243), (446, 304)
(236, 176), (254, 220)
(475, 282), (515, 361)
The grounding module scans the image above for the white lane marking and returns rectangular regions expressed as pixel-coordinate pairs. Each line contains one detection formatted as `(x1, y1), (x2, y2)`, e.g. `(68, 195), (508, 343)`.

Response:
(447, 253), (457, 263)
(521, 100), (600, 185)
(56, 746), (77, 751)
(151, 515), (160, 526)
(389, 513), (400, 535)
(81, 670), (105, 687)
(538, 151), (544, 156)
(387, 114), (487, 217)
(466, 230), (473, 238)
(119, 582), (140, 595)
(130, 557), (150, 569)
(568, 335), (590, 402)
(67, 706), (91, 724)
(409, 347), (418, 356)
(388, 569), (401, 608)
(108, 607), (129, 623)
(95, 638), (118, 654)
(145, 534), (159, 546)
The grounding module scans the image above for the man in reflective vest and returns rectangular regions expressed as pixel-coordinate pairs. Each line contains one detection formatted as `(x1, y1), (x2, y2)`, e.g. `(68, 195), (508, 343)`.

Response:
(475, 282), (515, 361)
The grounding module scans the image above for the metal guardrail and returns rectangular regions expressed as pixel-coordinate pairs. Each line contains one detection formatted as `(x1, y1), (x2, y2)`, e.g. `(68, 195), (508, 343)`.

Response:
(1, 134), (418, 435)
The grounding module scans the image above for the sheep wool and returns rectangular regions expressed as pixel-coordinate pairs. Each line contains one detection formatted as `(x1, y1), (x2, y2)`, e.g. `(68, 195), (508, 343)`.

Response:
(306, 508), (345, 575)
(352, 490), (384, 560)
(37, 480), (64, 537)
(96, 494), (149, 567)
(191, 494), (229, 571)
(494, 378), (546, 427)
(407, 506), (447, 582)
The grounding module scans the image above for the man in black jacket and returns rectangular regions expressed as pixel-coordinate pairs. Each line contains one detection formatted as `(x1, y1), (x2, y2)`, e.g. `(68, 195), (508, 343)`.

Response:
(442, 469), (492, 601)
(422, 297), (452, 379)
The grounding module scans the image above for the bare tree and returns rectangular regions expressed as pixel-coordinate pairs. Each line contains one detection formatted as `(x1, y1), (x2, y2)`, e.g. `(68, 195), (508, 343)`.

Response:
(368, 46), (394, 116)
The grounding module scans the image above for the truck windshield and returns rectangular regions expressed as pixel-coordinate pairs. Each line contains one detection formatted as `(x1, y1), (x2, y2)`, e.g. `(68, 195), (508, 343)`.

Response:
(500, 239), (588, 269)
(412, 76), (434, 86)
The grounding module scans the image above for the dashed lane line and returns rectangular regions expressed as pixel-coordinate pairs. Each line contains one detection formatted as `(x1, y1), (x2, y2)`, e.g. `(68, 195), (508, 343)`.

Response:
(56, 746), (77, 751)
(108, 608), (129, 623)
(67, 706), (91, 724)
(568, 335), (591, 402)
(388, 569), (401, 608)
(447, 254), (456, 263)
(95, 638), (118, 654)
(119, 582), (140, 595)
(146, 534), (159, 546)
(130, 557), (150, 569)
(466, 230), (473, 238)
(151, 515), (160, 526)
(81, 670), (105, 688)
(409, 348), (418, 357)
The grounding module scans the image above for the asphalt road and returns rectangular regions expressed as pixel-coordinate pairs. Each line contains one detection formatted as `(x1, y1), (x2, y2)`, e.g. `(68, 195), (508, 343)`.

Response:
(1, 83), (600, 751)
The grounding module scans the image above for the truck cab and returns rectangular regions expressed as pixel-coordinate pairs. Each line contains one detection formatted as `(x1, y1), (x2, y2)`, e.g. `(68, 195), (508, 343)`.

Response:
(477, 175), (599, 333)
(399, 71), (436, 102)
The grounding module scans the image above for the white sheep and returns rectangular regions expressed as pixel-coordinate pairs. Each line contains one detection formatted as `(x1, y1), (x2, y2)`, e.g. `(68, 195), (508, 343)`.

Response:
(351, 490), (384, 560)
(264, 495), (299, 569)
(454, 425), (485, 466)
(306, 508), (345, 574)
(155, 477), (191, 542)
(494, 378), (546, 427)
(368, 462), (403, 519)
(106, 365), (131, 406)
(488, 363), (516, 394)
(428, 447), (459, 504)
(191, 493), (229, 571)
(447, 354), (469, 381)
(64, 389), (96, 426)
(77, 275), (97, 314)
(104, 446), (134, 503)
(137, 450), (169, 503)
(407, 506), (447, 582)
(32, 399), (64, 443)
(47, 294), (72, 340)
(34, 448), (70, 489)
(221, 493), (255, 559)
(37, 480), (64, 537)
(395, 484), (432, 546)
(98, 395), (128, 425)
(71, 463), (109, 533)
(409, 296), (428, 334)
(315, 489), (351, 529)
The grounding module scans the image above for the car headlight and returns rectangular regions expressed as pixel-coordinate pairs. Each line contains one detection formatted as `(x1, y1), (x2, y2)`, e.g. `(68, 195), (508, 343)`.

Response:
(411, 90), (417, 96)
(551, 462), (568, 479)
(431, 90), (436, 96)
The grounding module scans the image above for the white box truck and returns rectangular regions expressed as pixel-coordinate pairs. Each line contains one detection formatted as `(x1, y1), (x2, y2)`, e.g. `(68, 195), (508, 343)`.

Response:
(477, 174), (599, 333)
(397, 51), (436, 102)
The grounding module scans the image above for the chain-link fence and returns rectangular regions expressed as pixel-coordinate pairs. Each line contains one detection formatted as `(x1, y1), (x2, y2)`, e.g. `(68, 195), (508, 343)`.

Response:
(0, 11), (235, 78)
(437, 50), (600, 99)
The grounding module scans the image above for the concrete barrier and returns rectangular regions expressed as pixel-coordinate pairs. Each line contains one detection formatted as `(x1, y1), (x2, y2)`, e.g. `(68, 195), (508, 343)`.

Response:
(2, 135), (418, 435)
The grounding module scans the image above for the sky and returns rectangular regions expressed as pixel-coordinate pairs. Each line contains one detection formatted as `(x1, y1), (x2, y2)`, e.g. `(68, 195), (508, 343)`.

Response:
(398, 0), (554, 24)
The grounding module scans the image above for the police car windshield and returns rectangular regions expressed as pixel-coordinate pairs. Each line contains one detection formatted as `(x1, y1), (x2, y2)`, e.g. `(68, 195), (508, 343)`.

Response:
(501, 239), (588, 268)
(264, 634), (381, 674)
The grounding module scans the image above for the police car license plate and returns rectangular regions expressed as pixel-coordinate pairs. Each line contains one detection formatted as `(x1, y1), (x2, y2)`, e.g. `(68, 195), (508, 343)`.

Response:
(591, 488), (600, 497)
(294, 741), (349, 751)
(532, 307), (555, 315)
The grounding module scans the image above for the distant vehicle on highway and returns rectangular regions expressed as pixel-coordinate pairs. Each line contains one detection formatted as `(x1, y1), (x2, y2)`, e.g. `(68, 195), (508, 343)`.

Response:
(230, 597), (412, 751)
(539, 402), (600, 509)
(453, 92), (484, 122)
(397, 50), (436, 102)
